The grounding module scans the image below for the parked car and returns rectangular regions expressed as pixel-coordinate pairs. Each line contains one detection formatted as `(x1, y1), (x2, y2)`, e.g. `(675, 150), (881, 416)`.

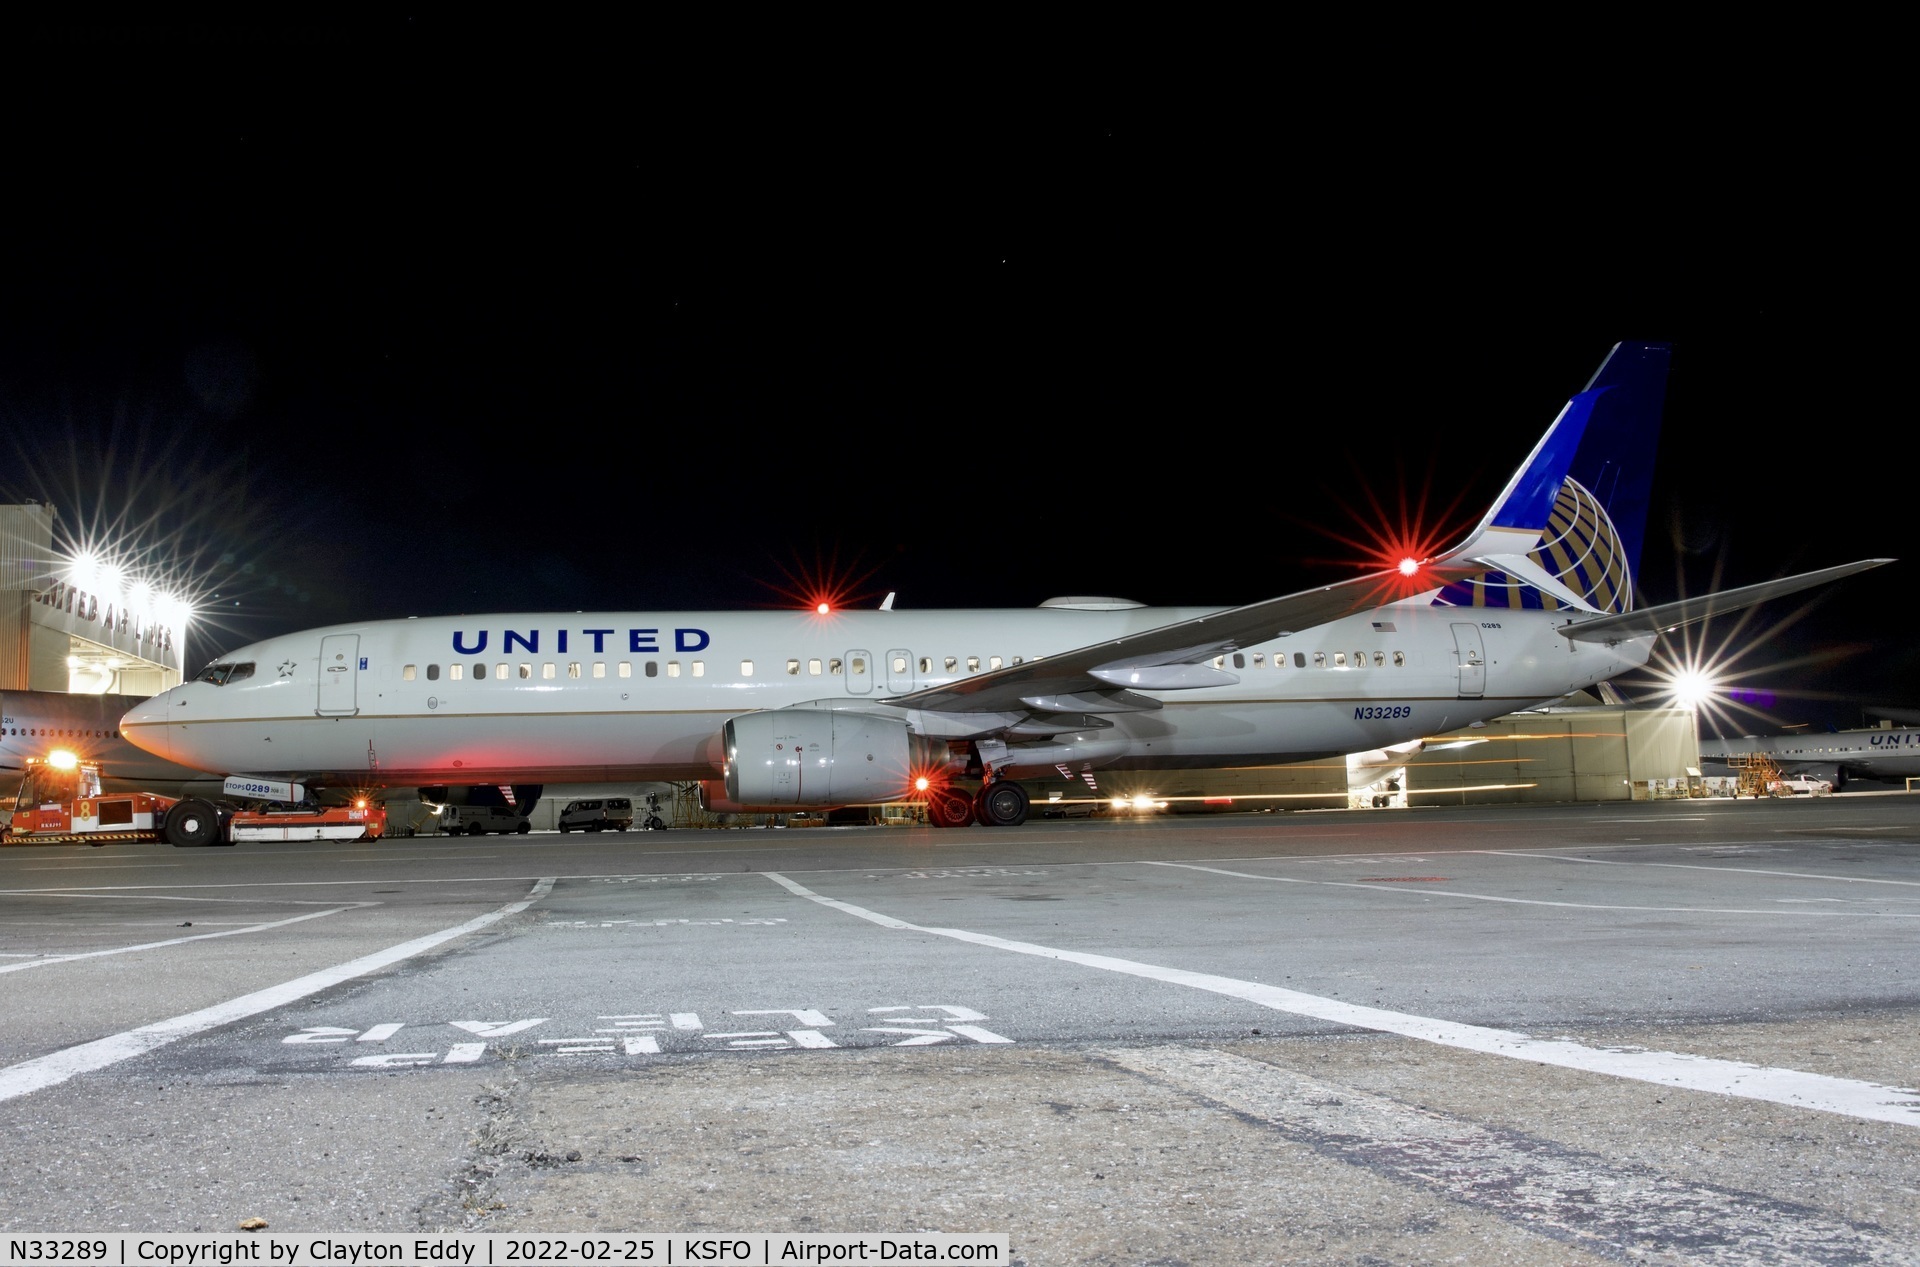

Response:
(440, 805), (532, 835)
(1772, 775), (1834, 797)
(558, 797), (634, 832)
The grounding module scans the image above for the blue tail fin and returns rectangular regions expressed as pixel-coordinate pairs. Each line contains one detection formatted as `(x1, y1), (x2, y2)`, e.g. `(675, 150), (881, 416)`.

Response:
(1437, 341), (1671, 615)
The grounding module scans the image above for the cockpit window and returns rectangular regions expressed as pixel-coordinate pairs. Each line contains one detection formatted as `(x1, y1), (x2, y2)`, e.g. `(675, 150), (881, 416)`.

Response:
(196, 662), (256, 686)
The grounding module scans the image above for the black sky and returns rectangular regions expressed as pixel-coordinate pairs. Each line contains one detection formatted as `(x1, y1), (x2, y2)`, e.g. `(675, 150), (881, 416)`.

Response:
(1, 19), (1908, 738)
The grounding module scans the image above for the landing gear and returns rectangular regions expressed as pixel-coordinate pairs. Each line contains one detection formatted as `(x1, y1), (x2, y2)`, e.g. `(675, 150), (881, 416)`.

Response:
(925, 788), (975, 829)
(164, 797), (224, 847)
(973, 780), (1030, 828)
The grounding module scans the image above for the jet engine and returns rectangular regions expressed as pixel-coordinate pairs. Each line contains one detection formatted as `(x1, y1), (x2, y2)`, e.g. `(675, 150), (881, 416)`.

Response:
(724, 710), (944, 807)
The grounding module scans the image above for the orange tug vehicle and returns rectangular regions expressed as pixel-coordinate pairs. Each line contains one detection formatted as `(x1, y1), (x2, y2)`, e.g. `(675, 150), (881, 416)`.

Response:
(2, 752), (385, 847)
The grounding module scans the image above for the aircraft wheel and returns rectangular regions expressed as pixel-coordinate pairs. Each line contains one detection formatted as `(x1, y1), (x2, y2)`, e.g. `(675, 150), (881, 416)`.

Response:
(164, 798), (222, 847)
(926, 790), (974, 829)
(975, 781), (1030, 828)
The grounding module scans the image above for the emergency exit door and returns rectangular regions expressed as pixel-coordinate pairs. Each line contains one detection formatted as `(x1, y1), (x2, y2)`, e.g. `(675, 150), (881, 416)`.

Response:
(886, 648), (916, 694)
(317, 634), (361, 715)
(1450, 624), (1485, 698)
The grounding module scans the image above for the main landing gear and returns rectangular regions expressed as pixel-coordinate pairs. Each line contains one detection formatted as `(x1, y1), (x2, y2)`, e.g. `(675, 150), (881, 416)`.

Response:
(926, 780), (1030, 828)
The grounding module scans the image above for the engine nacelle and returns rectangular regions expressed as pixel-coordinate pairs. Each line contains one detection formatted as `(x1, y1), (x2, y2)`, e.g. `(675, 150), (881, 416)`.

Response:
(724, 710), (937, 807)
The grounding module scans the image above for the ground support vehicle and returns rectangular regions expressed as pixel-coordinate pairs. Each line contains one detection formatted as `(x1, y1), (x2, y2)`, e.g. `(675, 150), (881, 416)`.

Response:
(227, 804), (387, 841)
(558, 797), (634, 832)
(3, 753), (384, 846)
(439, 804), (532, 835)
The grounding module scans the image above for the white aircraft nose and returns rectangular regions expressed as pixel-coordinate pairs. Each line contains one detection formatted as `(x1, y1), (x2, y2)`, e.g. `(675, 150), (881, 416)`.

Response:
(119, 691), (176, 760)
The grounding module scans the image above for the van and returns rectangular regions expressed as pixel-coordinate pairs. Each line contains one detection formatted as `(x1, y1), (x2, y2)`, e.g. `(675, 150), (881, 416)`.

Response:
(440, 805), (532, 836)
(558, 798), (634, 833)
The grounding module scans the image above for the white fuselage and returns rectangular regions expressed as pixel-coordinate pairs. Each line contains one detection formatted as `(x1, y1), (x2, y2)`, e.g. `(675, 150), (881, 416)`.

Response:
(119, 600), (1653, 790)
(1698, 728), (1920, 783)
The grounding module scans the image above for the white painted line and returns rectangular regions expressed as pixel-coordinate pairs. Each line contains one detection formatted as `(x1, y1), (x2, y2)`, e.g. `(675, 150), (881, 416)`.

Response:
(1143, 861), (1920, 918)
(0, 905), (363, 975)
(0, 878), (554, 1104)
(1483, 849), (1920, 888)
(1106, 1047), (1906, 1260)
(760, 872), (1920, 1128)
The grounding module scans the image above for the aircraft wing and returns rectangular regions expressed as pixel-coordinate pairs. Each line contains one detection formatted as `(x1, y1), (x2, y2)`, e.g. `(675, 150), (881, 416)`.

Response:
(1561, 559), (1892, 644)
(891, 562), (1489, 715)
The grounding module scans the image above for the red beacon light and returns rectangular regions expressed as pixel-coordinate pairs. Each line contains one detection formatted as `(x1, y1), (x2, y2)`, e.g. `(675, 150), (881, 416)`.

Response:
(1398, 557), (1420, 577)
(816, 602), (831, 615)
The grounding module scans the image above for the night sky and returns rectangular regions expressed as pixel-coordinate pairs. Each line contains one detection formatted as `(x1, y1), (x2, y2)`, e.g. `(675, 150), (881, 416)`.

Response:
(2, 20), (1908, 738)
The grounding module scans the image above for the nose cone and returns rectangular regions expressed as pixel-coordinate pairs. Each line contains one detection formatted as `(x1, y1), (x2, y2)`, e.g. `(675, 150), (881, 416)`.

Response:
(119, 689), (176, 760)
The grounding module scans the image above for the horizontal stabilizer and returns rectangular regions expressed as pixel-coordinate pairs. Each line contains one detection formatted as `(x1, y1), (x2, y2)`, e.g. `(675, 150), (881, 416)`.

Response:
(1562, 559), (1891, 644)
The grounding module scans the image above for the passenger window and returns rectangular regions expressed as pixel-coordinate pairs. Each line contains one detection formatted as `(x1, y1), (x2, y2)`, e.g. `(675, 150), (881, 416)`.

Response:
(451, 665), (464, 681)
(919, 657), (931, 673)
(568, 663), (580, 678)
(618, 663), (631, 678)
(427, 664), (440, 681)
(828, 658), (843, 675)
(1334, 653), (1348, 667)
(1232, 653), (1245, 669)
(645, 661), (659, 677)
(966, 656), (980, 672)
(498, 664), (511, 680)
(1354, 650), (1365, 667)
(668, 661), (681, 678)
(989, 656), (1003, 670)
(1373, 652), (1385, 667)
(850, 657), (865, 676)
(1293, 652), (1306, 668)
(1252, 653), (1264, 667)
(692, 661), (705, 677)
(788, 659), (802, 675)
(891, 655), (907, 673)
(741, 660), (755, 676)
(945, 657), (957, 672)
(1393, 651), (1405, 667)
(1213, 656), (1225, 669)
(403, 665), (417, 681)
(809, 659), (822, 675)
(474, 663), (487, 679)
(541, 663), (554, 679)
(518, 664), (531, 679)
(593, 663), (606, 678)
(1313, 653), (1326, 668)
(1013, 656), (1023, 665)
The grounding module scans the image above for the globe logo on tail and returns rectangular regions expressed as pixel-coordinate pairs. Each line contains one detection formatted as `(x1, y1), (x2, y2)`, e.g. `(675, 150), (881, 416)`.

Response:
(1439, 477), (1633, 614)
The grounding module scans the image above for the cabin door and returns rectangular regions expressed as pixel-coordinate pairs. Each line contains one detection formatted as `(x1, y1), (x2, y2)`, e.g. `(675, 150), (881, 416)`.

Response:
(1450, 624), (1486, 698)
(844, 649), (874, 695)
(317, 634), (361, 715)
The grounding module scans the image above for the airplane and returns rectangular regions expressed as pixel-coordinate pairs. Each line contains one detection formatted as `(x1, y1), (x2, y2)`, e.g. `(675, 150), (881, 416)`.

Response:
(1, 689), (222, 798)
(0, 688), (539, 820)
(118, 342), (1891, 843)
(1697, 726), (1920, 790)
